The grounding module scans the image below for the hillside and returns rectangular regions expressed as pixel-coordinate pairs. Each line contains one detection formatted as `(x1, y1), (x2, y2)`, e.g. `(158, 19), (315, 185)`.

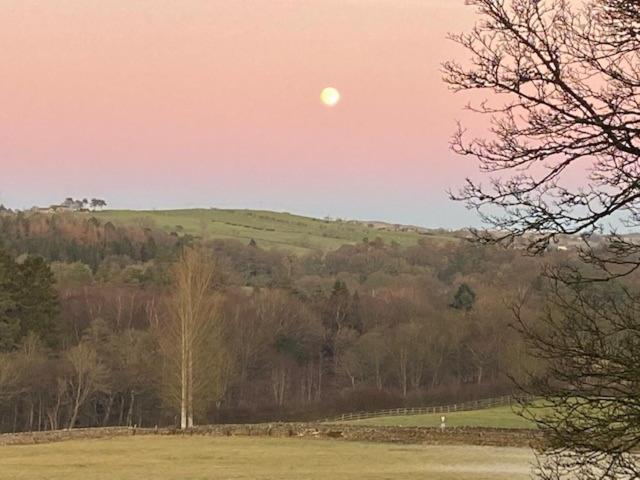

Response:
(93, 208), (463, 254)
(0, 205), (545, 431)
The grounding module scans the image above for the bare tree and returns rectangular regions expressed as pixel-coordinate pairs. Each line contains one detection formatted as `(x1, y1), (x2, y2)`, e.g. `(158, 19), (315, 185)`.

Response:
(444, 1), (640, 478)
(355, 331), (388, 391)
(262, 291), (322, 408)
(159, 247), (224, 429)
(444, 0), (640, 263)
(514, 279), (640, 480)
(65, 342), (108, 429)
(389, 322), (428, 397)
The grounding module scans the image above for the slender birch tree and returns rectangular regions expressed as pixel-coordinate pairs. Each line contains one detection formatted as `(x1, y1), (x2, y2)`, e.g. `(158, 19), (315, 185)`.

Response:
(160, 247), (223, 429)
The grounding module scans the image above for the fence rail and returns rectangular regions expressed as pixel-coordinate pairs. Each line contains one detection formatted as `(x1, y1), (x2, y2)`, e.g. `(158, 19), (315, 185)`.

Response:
(323, 395), (529, 423)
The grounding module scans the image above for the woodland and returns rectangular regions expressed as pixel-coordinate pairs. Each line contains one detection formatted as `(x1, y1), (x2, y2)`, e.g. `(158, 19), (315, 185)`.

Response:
(0, 209), (572, 431)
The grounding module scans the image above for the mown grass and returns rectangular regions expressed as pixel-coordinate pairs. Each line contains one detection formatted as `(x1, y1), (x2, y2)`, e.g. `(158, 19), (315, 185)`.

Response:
(343, 406), (536, 429)
(0, 436), (533, 480)
(93, 208), (460, 253)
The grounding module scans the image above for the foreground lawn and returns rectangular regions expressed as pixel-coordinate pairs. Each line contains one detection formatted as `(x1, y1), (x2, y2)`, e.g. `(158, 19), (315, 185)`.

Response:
(0, 436), (533, 480)
(345, 406), (536, 429)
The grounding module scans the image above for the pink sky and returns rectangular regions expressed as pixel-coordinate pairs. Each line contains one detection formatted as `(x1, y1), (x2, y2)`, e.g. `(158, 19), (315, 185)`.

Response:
(0, 0), (481, 227)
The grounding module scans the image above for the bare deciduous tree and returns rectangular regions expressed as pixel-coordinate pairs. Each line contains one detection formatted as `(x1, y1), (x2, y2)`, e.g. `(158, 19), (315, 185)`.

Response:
(444, 1), (640, 478)
(514, 279), (640, 480)
(66, 342), (108, 429)
(444, 0), (640, 263)
(159, 247), (225, 429)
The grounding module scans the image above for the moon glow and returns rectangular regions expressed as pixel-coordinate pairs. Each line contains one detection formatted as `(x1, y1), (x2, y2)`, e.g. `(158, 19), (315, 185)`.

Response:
(320, 87), (341, 107)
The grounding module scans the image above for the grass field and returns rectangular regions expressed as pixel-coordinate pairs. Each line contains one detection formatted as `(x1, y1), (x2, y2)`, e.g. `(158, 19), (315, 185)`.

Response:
(343, 406), (536, 429)
(93, 208), (460, 253)
(0, 436), (533, 480)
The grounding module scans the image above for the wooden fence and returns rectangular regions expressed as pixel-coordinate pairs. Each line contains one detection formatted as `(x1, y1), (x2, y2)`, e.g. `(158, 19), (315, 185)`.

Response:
(324, 395), (527, 423)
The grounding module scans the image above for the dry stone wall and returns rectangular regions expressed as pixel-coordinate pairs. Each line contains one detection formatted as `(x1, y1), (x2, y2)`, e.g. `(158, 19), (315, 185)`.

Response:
(0, 424), (539, 448)
(0, 426), (140, 446)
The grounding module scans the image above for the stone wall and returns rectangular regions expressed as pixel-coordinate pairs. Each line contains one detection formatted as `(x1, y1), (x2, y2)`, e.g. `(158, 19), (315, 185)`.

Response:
(0, 426), (140, 446)
(178, 424), (539, 448)
(0, 423), (539, 448)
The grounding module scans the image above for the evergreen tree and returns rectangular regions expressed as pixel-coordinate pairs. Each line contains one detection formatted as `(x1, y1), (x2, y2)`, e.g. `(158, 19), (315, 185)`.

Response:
(0, 249), (58, 351)
(15, 256), (59, 345)
(0, 250), (19, 351)
(450, 283), (476, 311)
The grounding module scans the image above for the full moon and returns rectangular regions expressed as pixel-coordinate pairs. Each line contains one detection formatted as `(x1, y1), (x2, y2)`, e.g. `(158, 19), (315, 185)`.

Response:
(320, 87), (341, 107)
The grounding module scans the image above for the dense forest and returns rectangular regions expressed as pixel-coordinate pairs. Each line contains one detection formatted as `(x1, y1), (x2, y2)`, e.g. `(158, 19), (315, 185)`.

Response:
(0, 210), (558, 432)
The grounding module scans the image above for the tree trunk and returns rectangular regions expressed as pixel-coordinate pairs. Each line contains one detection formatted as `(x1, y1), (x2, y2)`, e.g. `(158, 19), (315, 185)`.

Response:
(399, 349), (408, 398)
(181, 316), (188, 430)
(28, 401), (34, 432)
(102, 395), (114, 426)
(12, 401), (18, 433)
(68, 398), (80, 429)
(187, 349), (194, 428)
(272, 367), (287, 407)
(38, 395), (43, 431)
(118, 394), (125, 425)
(126, 391), (135, 427)
(48, 388), (63, 431)
(316, 354), (323, 400)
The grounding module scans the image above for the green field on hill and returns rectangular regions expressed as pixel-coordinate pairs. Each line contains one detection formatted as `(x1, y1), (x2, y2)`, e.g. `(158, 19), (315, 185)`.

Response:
(342, 406), (535, 429)
(93, 209), (460, 253)
(0, 436), (533, 480)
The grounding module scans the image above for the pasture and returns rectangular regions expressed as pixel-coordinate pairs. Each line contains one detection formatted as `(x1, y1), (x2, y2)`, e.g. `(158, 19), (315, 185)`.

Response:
(342, 405), (536, 429)
(93, 208), (461, 253)
(0, 436), (533, 480)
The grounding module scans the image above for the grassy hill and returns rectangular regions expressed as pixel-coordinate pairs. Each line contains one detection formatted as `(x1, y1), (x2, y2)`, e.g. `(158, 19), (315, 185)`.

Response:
(93, 208), (462, 254)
